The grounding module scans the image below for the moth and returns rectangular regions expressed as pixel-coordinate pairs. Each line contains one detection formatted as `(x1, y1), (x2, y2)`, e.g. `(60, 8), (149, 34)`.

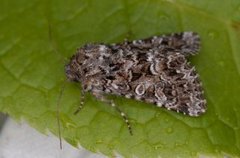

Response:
(65, 32), (206, 135)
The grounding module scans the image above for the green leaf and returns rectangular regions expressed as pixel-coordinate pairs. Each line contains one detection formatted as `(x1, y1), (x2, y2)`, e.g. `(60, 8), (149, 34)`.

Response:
(1, 0), (240, 157)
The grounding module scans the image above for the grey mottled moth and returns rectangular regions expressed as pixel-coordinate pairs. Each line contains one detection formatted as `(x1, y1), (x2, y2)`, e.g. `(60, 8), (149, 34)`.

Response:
(62, 32), (206, 138)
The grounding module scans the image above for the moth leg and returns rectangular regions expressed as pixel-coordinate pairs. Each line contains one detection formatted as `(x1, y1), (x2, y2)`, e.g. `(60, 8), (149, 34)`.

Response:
(74, 89), (85, 115)
(109, 100), (133, 135)
(93, 92), (133, 135)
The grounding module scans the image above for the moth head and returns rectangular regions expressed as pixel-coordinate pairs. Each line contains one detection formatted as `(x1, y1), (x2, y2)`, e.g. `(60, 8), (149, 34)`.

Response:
(65, 61), (80, 82)
(64, 47), (85, 82)
(65, 44), (109, 82)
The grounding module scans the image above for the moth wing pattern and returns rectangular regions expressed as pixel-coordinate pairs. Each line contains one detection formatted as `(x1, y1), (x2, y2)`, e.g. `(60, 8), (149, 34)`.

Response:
(105, 32), (206, 116)
(65, 31), (207, 135)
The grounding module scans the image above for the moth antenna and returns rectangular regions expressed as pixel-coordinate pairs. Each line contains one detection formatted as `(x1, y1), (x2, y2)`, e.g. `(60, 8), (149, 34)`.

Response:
(56, 80), (67, 150)
(47, 19), (69, 149)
